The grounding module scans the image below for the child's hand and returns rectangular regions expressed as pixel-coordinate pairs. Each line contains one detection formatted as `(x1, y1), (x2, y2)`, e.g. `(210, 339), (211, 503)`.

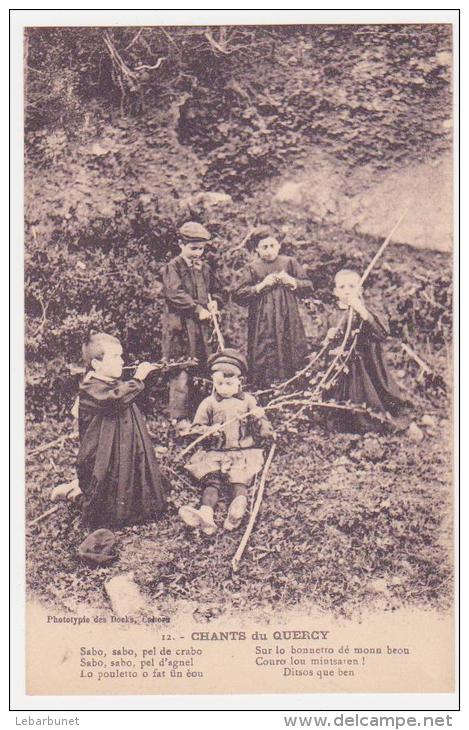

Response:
(256, 274), (277, 293)
(250, 406), (266, 419)
(261, 428), (277, 444)
(348, 296), (368, 320)
(326, 327), (338, 341)
(191, 423), (216, 434)
(204, 422), (224, 447)
(134, 361), (157, 381)
(178, 424), (201, 439)
(198, 307), (212, 321)
(190, 423), (223, 437)
(276, 271), (297, 289)
(207, 299), (219, 314)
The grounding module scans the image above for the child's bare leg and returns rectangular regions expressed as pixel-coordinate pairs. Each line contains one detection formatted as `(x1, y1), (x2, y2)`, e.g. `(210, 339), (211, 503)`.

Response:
(199, 475), (219, 534)
(179, 473), (219, 535)
(201, 474), (222, 507)
(224, 483), (248, 531)
(232, 484), (248, 500)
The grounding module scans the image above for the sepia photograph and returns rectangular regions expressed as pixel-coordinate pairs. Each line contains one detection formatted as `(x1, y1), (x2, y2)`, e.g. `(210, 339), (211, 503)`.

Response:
(18, 11), (456, 699)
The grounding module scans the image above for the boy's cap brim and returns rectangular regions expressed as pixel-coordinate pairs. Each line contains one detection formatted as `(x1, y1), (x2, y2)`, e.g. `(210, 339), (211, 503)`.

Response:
(181, 239), (210, 244)
(179, 221), (212, 242)
(211, 363), (242, 376)
(208, 348), (248, 376)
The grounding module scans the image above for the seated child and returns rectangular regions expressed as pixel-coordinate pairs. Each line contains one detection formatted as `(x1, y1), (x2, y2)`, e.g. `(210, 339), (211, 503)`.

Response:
(178, 349), (275, 535)
(77, 332), (166, 528)
(162, 221), (224, 433)
(231, 227), (312, 388)
(324, 269), (409, 432)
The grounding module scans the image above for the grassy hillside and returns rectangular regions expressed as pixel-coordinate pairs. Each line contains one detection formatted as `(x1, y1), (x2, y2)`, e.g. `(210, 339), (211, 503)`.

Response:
(25, 24), (453, 617)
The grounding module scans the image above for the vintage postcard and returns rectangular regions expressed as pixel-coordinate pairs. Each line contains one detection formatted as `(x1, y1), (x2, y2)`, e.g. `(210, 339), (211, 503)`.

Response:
(15, 9), (457, 704)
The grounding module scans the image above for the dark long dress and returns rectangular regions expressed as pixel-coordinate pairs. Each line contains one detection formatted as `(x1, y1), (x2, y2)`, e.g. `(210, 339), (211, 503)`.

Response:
(232, 255), (312, 387)
(324, 307), (410, 432)
(77, 375), (166, 528)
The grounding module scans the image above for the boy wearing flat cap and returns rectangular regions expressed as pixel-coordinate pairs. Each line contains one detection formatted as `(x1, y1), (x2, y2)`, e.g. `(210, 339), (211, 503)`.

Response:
(179, 349), (276, 535)
(162, 221), (225, 432)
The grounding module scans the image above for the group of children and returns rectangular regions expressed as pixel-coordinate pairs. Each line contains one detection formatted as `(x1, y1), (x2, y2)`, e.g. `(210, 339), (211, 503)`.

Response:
(74, 221), (409, 548)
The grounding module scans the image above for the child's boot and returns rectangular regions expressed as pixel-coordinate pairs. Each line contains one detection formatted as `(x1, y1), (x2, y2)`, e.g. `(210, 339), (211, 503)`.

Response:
(198, 505), (217, 536)
(50, 478), (80, 502)
(224, 495), (248, 531)
(178, 505), (217, 536)
(178, 505), (202, 529)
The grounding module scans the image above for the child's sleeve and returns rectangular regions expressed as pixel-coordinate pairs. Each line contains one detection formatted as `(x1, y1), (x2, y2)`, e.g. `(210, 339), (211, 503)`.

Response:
(289, 257), (313, 295)
(231, 266), (258, 305)
(322, 309), (344, 343)
(362, 308), (389, 342)
(162, 261), (201, 314)
(245, 394), (275, 439)
(192, 397), (213, 426)
(82, 379), (145, 410)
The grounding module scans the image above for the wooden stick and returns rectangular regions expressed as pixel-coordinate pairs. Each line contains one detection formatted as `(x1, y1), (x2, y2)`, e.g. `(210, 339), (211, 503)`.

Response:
(26, 432), (78, 458)
(28, 504), (60, 525)
(269, 210), (408, 395)
(207, 294), (225, 350)
(232, 225), (257, 252)
(307, 210), (408, 395)
(307, 399), (390, 424)
(232, 442), (276, 572)
(401, 343), (432, 374)
(179, 400), (300, 457)
(68, 357), (199, 376)
(249, 471), (260, 514)
(269, 339), (331, 394)
(312, 308), (354, 395)
(360, 208), (408, 285)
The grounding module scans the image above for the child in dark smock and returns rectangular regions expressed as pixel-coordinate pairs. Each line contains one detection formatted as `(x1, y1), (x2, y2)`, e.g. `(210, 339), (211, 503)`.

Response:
(178, 349), (275, 535)
(324, 269), (409, 432)
(232, 228), (312, 388)
(77, 333), (166, 528)
(162, 221), (224, 433)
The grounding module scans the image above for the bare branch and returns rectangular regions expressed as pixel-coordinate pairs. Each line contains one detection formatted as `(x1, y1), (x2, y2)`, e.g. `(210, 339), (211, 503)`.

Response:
(26, 432), (78, 459)
(204, 29), (231, 55)
(134, 57), (166, 71)
(29, 505), (60, 526)
(124, 28), (144, 51)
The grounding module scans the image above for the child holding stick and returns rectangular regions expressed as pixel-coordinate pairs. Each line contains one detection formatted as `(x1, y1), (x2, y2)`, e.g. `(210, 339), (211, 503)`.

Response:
(77, 332), (166, 528)
(178, 349), (276, 535)
(323, 269), (409, 432)
(162, 221), (225, 433)
(232, 228), (312, 388)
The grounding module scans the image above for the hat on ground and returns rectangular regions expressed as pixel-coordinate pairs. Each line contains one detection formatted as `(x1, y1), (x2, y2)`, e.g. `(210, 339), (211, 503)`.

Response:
(179, 221), (211, 242)
(207, 349), (248, 377)
(78, 529), (118, 566)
